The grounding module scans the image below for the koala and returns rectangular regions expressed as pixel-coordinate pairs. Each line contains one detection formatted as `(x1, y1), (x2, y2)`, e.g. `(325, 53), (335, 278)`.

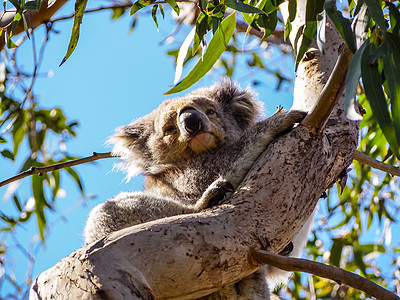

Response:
(84, 80), (309, 299)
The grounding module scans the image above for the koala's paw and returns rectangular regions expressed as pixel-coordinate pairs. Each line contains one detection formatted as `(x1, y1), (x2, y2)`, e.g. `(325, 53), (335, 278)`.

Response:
(285, 110), (307, 124)
(206, 180), (234, 208)
(195, 179), (234, 211)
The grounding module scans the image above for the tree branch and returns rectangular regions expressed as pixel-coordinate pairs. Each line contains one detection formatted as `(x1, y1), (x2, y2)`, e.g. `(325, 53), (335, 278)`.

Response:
(302, 45), (354, 130)
(353, 150), (400, 177)
(0, 0), (68, 51)
(253, 250), (400, 300)
(0, 152), (113, 187)
(236, 21), (287, 44)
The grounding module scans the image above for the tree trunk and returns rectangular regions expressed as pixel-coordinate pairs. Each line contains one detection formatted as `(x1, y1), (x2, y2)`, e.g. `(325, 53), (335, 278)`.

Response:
(29, 2), (360, 300)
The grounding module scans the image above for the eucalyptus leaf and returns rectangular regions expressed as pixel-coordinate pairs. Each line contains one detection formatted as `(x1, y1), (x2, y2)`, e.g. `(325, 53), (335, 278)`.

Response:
(65, 167), (85, 195)
(388, 2), (400, 36)
(32, 175), (48, 243)
(166, 12), (236, 94)
(344, 40), (368, 121)
(1, 149), (14, 161)
(329, 239), (343, 266)
(361, 43), (400, 158)
(225, 0), (265, 14)
(288, 0), (296, 22)
(130, 0), (155, 15)
(324, 0), (356, 53)
(295, 21), (317, 71)
(257, 10), (277, 39)
(382, 32), (400, 144)
(60, 0), (88, 66)
(364, 0), (387, 32)
(242, 0), (267, 31)
(151, 4), (159, 30)
(165, 0), (180, 15)
(193, 12), (209, 55)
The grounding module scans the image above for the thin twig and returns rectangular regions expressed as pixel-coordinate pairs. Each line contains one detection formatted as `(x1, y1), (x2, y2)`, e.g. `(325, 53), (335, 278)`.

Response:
(302, 45), (354, 130)
(354, 150), (400, 177)
(0, 152), (114, 188)
(253, 250), (400, 300)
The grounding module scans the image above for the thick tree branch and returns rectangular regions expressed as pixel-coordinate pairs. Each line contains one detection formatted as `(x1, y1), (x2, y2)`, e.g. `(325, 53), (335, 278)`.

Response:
(302, 45), (354, 130)
(0, 152), (113, 187)
(354, 150), (400, 177)
(0, 0), (68, 50)
(254, 250), (400, 300)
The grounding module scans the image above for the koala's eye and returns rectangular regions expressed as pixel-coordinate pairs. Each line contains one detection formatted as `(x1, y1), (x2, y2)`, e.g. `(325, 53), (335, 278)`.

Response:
(206, 109), (216, 116)
(163, 126), (176, 136)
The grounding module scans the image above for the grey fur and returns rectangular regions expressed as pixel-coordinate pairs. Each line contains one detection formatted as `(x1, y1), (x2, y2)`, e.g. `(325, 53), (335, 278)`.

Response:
(84, 80), (307, 299)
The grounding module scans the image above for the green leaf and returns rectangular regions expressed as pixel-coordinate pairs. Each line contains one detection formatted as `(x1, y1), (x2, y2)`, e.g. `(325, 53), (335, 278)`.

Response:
(59, 0), (88, 66)
(200, 0), (207, 11)
(294, 0), (324, 70)
(257, 10), (278, 39)
(1, 149), (14, 161)
(10, 12), (21, 35)
(13, 195), (23, 212)
(324, 0), (356, 53)
(151, 4), (159, 29)
(295, 21), (317, 70)
(193, 12), (209, 55)
(166, 12), (236, 94)
(20, 156), (37, 173)
(12, 116), (25, 157)
(130, 0), (155, 15)
(159, 3), (165, 19)
(225, 0), (265, 14)
(6, 35), (18, 49)
(329, 239), (343, 266)
(361, 42), (400, 158)
(382, 32), (400, 145)
(165, 0), (180, 15)
(25, 1), (40, 10)
(284, 18), (292, 41)
(305, 0), (324, 22)
(288, 0), (296, 22)
(32, 175), (48, 243)
(344, 39), (368, 120)
(364, 0), (387, 32)
(65, 167), (85, 195)
(388, 2), (400, 36)
(242, 0), (267, 31)
(51, 170), (60, 201)
(21, 14), (30, 39)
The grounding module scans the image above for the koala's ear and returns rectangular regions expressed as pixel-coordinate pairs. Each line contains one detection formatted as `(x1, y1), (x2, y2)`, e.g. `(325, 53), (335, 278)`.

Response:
(108, 117), (152, 179)
(195, 79), (264, 130)
(108, 121), (147, 156)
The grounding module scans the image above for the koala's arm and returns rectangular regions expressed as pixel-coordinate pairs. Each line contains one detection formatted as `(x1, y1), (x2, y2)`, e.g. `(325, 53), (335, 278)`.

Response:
(222, 110), (306, 189)
(83, 189), (226, 244)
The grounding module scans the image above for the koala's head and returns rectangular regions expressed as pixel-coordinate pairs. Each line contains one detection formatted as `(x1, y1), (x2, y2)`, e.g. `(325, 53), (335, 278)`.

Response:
(110, 79), (263, 179)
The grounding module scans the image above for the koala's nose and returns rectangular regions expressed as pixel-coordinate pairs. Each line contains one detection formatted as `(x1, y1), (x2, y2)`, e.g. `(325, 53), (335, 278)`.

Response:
(179, 108), (203, 136)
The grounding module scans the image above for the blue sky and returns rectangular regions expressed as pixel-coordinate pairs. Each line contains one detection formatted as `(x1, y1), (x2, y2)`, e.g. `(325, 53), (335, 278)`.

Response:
(0, 1), (296, 296)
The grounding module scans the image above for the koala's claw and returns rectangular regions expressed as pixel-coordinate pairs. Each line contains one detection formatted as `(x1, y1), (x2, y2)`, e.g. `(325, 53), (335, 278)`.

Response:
(206, 181), (234, 208)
